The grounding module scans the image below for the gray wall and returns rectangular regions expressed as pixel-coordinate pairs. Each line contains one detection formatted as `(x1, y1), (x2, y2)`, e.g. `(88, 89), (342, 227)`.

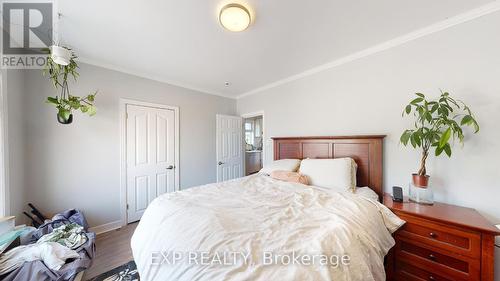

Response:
(237, 11), (500, 279)
(19, 64), (235, 227)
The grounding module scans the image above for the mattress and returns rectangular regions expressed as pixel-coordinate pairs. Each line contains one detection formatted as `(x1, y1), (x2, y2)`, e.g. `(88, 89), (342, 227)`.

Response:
(131, 174), (404, 281)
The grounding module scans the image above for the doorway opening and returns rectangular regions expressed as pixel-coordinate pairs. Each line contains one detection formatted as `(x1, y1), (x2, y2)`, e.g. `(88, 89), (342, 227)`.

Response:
(242, 114), (263, 176)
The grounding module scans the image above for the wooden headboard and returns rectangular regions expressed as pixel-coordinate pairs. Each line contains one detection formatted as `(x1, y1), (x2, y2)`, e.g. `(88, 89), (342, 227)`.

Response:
(272, 135), (385, 201)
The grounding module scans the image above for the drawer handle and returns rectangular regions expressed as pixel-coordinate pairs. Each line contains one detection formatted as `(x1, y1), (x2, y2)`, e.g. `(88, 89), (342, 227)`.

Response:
(429, 276), (435, 281)
(429, 232), (437, 238)
(428, 254), (436, 261)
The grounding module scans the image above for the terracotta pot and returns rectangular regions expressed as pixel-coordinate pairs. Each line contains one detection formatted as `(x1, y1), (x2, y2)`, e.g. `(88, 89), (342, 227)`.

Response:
(412, 173), (430, 188)
(57, 113), (73, 124)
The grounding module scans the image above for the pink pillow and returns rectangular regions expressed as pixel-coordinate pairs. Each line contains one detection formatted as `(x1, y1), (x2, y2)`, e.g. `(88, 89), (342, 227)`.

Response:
(270, 170), (309, 185)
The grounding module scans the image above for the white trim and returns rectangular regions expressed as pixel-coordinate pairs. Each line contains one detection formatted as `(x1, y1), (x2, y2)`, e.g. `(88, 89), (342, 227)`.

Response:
(240, 111), (265, 119)
(89, 220), (122, 235)
(0, 71), (9, 217)
(241, 111), (265, 175)
(119, 98), (180, 226)
(237, 1), (500, 99)
(77, 57), (233, 99)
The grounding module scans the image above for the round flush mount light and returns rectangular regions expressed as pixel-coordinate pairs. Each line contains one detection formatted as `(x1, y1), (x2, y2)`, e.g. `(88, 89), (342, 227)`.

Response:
(219, 3), (251, 32)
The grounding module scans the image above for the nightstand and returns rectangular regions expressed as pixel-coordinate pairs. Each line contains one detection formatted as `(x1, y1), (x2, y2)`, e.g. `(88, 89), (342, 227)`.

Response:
(383, 193), (500, 281)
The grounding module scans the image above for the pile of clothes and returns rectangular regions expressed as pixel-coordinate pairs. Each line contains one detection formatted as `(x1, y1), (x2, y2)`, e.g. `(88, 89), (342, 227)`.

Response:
(0, 209), (95, 281)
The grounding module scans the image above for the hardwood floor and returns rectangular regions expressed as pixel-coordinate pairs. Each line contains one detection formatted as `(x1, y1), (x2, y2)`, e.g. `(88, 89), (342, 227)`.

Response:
(83, 222), (138, 280)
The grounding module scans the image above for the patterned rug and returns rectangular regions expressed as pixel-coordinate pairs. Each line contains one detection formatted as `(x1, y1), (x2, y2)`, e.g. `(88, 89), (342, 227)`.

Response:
(89, 261), (139, 281)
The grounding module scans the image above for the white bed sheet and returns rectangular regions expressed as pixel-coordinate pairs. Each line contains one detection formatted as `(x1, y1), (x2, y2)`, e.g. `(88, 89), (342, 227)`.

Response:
(131, 174), (404, 281)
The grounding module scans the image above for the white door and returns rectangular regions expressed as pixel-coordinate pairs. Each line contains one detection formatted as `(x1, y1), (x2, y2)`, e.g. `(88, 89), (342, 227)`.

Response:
(216, 115), (243, 182)
(126, 104), (176, 222)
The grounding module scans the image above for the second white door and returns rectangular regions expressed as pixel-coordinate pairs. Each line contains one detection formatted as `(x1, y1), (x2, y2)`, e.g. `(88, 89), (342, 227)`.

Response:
(216, 115), (243, 182)
(126, 104), (177, 223)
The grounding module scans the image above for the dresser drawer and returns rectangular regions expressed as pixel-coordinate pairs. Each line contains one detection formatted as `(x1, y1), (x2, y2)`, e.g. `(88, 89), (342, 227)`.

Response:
(395, 237), (480, 281)
(396, 213), (481, 258)
(395, 260), (453, 281)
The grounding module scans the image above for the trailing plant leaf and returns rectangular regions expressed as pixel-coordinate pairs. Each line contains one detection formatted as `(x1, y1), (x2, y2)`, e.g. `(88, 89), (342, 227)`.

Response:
(87, 105), (97, 116)
(46, 96), (58, 104)
(400, 91), (479, 176)
(411, 97), (423, 104)
(461, 115), (472, 126)
(405, 105), (411, 114)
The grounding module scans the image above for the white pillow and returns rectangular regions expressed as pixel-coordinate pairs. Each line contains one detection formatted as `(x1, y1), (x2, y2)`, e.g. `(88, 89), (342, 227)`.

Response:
(260, 159), (301, 175)
(354, 187), (379, 201)
(298, 158), (357, 191)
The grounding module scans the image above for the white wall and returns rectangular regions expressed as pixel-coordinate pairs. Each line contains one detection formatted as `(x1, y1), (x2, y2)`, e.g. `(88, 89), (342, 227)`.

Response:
(237, 11), (500, 279)
(21, 64), (235, 227)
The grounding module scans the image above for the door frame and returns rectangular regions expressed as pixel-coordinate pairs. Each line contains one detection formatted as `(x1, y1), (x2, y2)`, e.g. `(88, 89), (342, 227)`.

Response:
(0, 71), (8, 217)
(119, 98), (180, 226)
(240, 111), (265, 175)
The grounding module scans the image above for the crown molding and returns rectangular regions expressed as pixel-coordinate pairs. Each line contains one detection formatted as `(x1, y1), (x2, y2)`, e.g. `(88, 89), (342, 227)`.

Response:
(77, 57), (235, 99)
(237, 1), (500, 99)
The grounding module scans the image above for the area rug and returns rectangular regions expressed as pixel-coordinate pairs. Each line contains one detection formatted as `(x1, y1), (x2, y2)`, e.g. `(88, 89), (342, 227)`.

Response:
(89, 260), (139, 281)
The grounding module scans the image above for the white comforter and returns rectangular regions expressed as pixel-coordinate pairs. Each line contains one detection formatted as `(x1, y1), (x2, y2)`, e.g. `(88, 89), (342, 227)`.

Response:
(131, 174), (404, 281)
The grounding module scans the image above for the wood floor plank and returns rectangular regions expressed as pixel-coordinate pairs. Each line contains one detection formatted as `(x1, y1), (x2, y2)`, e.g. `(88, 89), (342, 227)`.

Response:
(83, 222), (138, 280)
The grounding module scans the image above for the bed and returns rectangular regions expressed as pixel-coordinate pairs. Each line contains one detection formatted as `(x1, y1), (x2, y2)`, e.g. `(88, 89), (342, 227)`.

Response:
(131, 136), (404, 281)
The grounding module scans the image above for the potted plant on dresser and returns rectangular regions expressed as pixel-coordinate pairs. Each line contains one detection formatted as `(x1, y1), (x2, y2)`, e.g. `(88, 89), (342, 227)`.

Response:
(400, 91), (479, 204)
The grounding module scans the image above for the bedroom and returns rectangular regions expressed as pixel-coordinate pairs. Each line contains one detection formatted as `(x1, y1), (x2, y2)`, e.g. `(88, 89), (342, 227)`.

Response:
(0, 0), (499, 280)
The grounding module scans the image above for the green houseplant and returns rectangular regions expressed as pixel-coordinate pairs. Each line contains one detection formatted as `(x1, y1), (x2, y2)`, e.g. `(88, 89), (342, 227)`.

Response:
(400, 91), (479, 188)
(43, 46), (97, 124)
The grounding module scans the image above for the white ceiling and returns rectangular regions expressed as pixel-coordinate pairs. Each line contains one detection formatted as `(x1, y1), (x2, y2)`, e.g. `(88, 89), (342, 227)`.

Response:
(58, 0), (494, 98)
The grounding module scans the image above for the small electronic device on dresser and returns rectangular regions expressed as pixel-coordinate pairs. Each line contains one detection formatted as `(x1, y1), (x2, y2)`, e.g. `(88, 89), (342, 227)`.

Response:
(392, 186), (404, 202)
(383, 193), (500, 281)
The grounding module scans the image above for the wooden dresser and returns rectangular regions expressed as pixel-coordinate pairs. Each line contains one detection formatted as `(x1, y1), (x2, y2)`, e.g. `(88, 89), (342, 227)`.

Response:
(383, 193), (500, 281)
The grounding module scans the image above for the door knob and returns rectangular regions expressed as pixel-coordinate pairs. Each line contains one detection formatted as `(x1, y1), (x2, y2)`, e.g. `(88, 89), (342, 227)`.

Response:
(218, 161), (224, 165)
(166, 165), (174, 170)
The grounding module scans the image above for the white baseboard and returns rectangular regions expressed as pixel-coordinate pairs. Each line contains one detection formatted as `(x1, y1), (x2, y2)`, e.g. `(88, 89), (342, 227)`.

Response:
(89, 220), (122, 235)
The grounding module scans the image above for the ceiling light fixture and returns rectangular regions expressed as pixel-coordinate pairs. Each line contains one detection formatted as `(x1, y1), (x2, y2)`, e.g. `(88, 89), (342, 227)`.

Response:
(219, 3), (251, 32)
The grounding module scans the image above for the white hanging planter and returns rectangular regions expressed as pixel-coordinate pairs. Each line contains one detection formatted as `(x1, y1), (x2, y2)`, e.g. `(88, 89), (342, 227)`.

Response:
(50, 45), (72, 65)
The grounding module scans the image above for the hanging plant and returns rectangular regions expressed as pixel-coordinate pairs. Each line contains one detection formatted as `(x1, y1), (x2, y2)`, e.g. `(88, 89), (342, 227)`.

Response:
(43, 45), (97, 124)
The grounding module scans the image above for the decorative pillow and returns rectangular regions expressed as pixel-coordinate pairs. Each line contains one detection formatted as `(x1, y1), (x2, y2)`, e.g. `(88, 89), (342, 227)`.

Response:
(270, 170), (309, 185)
(259, 159), (301, 175)
(298, 158), (357, 191)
